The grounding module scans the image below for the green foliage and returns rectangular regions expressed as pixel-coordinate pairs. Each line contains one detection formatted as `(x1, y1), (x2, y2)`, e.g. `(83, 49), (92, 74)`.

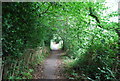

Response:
(2, 2), (52, 79)
(2, 2), (119, 80)
(2, 2), (52, 57)
(51, 2), (119, 81)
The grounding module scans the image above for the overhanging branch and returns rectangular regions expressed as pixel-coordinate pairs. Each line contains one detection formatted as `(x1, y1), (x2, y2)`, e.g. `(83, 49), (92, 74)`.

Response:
(89, 7), (102, 28)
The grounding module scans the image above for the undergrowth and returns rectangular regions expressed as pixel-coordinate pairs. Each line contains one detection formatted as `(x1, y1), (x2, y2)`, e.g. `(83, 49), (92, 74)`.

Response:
(3, 46), (50, 79)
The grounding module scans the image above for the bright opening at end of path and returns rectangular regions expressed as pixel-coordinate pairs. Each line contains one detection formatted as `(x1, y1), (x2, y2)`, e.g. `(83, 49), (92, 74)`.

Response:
(50, 34), (63, 50)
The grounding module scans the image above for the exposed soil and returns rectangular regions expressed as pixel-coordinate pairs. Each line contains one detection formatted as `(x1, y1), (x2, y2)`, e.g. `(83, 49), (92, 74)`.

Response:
(33, 50), (65, 79)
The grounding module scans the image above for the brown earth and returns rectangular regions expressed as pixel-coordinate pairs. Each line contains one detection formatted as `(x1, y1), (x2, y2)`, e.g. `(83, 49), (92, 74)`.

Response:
(33, 50), (66, 79)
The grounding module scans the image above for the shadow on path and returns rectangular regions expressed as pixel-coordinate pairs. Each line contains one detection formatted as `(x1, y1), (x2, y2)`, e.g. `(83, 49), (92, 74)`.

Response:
(33, 50), (65, 79)
(43, 50), (64, 79)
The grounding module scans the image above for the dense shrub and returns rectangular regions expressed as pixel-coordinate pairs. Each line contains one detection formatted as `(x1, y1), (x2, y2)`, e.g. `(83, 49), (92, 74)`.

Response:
(2, 2), (120, 80)
(2, 2), (53, 79)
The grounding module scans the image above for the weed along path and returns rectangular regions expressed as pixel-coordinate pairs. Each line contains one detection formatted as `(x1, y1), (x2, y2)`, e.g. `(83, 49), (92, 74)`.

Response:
(33, 50), (65, 79)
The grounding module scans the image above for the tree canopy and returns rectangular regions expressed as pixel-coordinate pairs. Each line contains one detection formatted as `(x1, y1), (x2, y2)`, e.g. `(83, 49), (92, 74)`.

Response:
(2, 2), (120, 80)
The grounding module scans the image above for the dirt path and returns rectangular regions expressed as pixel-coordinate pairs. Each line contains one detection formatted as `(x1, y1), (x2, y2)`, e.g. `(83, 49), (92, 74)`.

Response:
(33, 50), (65, 79)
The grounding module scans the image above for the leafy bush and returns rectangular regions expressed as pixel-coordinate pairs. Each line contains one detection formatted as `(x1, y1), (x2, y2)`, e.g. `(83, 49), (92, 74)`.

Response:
(2, 2), (52, 79)
(2, 2), (120, 80)
(54, 2), (120, 81)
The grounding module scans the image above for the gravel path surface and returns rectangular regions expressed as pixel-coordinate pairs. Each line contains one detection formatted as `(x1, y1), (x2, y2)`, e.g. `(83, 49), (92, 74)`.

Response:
(33, 50), (65, 79)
